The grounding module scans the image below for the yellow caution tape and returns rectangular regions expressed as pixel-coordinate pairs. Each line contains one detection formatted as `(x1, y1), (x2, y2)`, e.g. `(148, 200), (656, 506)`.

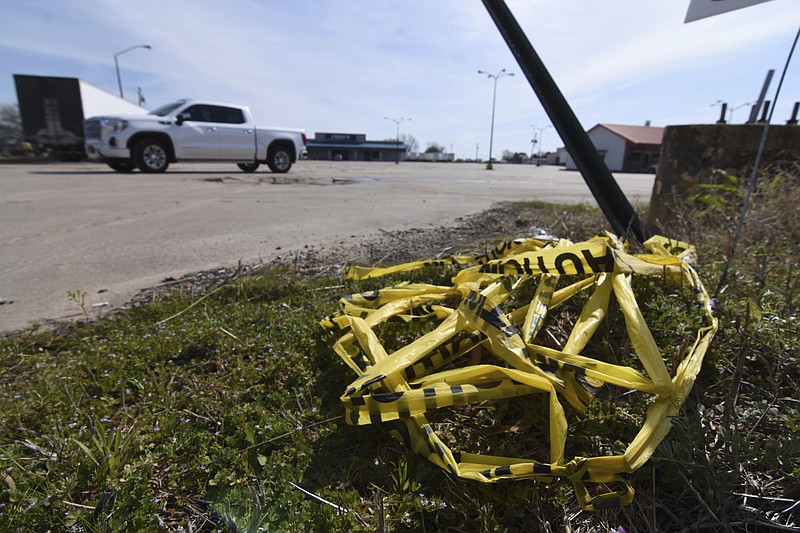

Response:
(322, 232), (717, 511)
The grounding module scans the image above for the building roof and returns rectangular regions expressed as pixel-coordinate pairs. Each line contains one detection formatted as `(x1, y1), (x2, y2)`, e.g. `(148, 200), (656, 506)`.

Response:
(593, 123), (665, 145)
(307, 141), (405, 150)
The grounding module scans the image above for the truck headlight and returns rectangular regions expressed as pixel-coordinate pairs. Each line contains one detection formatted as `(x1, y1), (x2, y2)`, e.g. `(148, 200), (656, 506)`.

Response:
(102, 118), (129, 133)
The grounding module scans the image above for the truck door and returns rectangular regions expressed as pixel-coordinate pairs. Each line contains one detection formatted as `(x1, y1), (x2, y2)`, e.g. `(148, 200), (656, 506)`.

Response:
(170, 104), (220, 158)
(211, 105), (257, 161)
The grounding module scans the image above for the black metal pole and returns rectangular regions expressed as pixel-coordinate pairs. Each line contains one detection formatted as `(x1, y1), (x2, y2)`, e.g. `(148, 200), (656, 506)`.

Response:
(481, 0), (647, 242)
(718, 103), (728, 124)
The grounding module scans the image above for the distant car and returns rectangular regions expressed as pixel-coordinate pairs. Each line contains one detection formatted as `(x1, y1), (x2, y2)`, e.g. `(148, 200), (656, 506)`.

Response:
(646, 163), (658, 174)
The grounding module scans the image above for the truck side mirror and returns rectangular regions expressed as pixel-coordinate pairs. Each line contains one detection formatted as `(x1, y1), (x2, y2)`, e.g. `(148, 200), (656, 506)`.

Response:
(175, 112), (189, 126)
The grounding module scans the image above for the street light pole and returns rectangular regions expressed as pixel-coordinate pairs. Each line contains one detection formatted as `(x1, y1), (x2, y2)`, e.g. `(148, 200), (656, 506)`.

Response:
(478, 68), (514, 170)
(728, 101), (755, 124)
(532, 124), (552, 166)
(114, 44), (152, 99)
(384, 116), (411, 164)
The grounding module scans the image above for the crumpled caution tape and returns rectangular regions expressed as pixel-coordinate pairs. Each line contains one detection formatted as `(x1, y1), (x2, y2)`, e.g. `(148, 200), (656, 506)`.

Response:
(321, 232), (717, 511)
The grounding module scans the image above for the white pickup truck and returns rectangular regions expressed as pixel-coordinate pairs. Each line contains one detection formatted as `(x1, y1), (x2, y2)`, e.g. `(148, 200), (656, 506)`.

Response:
(84, 99), (306, 173)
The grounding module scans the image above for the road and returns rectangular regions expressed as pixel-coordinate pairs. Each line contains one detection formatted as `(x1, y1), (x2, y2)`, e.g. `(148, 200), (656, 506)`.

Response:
(0, 160), (655, 333)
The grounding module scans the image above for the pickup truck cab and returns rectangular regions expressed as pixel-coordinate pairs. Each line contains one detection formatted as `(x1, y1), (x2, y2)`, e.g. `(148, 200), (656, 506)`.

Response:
(84, 99), (306, 173)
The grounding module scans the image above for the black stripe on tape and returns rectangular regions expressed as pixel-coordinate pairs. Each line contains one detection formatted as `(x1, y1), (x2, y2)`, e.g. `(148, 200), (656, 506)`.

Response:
(495, 466), (511, 476)
(373, 391), (404, 403)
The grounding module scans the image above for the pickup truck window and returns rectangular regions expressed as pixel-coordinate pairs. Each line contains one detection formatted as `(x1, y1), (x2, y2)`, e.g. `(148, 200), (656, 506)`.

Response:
(184, 105), (214, 122)
(210, 106), (245, 124)
(182, 104), (246, 124)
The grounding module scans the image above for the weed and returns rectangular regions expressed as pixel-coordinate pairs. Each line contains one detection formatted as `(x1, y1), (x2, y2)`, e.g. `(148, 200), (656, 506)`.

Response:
(66, 289), (89, 320)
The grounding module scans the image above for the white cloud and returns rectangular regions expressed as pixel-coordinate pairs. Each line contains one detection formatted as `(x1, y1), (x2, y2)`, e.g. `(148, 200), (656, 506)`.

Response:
(1, 0), (798, 156)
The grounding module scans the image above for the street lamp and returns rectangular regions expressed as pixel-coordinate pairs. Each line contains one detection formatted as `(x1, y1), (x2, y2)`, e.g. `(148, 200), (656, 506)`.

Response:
(384, 116), (411, 164)
(532, 124), (552, 166)
(114, 44), (152, 99)
(477, 68), (514, 169)
(728, 101), (755, 124)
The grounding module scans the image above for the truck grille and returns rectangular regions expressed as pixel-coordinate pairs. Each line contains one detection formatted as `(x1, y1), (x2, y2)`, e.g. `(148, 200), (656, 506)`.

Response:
(84, 119), (102, 140)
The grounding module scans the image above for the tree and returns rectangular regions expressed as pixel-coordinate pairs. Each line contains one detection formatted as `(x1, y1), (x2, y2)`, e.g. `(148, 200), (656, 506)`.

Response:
(399, 133), (418, 154)
(425, 142), (445, 153)
(0, 104), (22, 147)
(501, 150), (528, 164)
(383, 133), (418, 154)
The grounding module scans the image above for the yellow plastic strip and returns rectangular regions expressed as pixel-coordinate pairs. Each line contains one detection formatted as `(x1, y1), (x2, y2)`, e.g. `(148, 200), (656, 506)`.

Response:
(324, 232), (718, 511)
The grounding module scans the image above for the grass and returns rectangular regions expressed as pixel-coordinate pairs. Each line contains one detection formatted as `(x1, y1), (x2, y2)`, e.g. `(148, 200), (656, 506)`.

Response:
(1, 158), (799, 532)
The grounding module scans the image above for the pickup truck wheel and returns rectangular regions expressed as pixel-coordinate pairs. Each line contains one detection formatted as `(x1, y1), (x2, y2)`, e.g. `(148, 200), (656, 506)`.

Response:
(108, 160), (136, 172)
(267, 145), (293, 173)
(237, 162), (260, 172)
(133, 139), (170, 173)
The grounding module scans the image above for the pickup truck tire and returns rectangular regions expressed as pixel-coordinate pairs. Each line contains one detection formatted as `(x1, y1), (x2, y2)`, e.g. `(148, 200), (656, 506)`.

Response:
(267, 145), (293, 173)
(237, 162), (260, 172)
(107, 160), (136, 173)
(133, 138), (170, 173)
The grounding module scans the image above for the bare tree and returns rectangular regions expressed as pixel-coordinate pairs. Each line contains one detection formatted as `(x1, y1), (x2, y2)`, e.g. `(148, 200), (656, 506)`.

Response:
(383, 133), (418, 153)
(0, 104), (22, 146)
(398, 133), (418, 154)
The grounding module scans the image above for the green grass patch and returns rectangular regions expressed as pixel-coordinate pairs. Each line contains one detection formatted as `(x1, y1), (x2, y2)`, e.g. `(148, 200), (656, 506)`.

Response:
(1, 177), (799, 532)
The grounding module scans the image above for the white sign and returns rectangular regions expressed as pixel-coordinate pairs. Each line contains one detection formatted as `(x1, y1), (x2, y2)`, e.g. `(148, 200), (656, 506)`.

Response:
(685, 0), (775, 23)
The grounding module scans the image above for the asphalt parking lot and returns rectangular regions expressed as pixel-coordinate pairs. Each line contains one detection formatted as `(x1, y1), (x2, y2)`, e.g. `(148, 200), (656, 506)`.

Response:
(0, 160), (655, 333)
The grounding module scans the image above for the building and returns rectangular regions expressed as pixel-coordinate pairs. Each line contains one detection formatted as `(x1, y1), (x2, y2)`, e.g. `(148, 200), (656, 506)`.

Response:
(564, 123), (664, 172)
(306, 132), (406, 162)
(552, 146), (568, 165)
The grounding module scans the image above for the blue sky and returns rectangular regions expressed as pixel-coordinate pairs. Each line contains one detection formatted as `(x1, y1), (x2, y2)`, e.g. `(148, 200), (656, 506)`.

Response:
(1, 0), (797, 159)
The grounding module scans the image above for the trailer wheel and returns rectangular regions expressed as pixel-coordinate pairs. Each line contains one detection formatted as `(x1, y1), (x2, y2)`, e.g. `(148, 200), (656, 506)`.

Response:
(108, 160), (136, 173)
(267, 144), (292, 173)
(237, 162), (260, 172)
(133, 138), (169, 173)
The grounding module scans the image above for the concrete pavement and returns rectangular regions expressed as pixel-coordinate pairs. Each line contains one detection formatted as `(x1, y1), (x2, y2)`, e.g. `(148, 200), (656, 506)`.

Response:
(0, 160), (654, 333)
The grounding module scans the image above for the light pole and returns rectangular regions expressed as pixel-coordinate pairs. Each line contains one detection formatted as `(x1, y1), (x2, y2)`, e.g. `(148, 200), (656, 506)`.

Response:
(114, 44), (152, 99)
(384, 116), (411, 164)
(478, 68), (514, 169)
(532, 124), (552, 166)
(728, 102), (755, 124)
